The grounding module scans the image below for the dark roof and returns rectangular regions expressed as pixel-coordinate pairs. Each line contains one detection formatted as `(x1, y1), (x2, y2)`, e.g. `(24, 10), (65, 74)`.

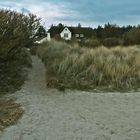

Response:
(48, 26), (94, 38)
(48, 26), (63, 38)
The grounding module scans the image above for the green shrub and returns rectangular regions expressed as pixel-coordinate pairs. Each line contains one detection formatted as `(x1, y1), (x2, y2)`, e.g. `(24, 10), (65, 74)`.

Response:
(0, 9), (40, 94)
(102, 37), (120, 47)
(123, 28), (140, 45)
(0, 48), (32, 94)
(0, 9), (40, 61)
(84, 39), (101, 48)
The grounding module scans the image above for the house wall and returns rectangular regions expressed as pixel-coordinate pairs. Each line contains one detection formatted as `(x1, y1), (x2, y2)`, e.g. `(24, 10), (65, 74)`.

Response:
(47, 32), (51, 41)
(60, 27), (72, 40)
(35, 33), (51, 44)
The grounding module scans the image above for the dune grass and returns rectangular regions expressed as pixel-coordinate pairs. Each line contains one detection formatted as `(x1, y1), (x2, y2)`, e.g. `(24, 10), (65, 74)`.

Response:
(37, 40), (140, 91)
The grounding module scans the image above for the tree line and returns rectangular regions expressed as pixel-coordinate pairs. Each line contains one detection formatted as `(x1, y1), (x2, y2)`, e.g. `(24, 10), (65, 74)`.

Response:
(48, 23), (140, 47)
(93, 23), (140, 46)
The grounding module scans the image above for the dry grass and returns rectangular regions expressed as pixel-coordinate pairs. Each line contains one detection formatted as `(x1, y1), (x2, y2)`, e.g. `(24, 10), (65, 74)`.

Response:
(37, 40), (140, 91)
(0, 100), (24, 132)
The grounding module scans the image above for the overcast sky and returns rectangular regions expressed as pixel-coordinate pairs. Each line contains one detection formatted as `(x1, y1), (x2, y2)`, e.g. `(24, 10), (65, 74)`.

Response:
(0, 0), (140, 29)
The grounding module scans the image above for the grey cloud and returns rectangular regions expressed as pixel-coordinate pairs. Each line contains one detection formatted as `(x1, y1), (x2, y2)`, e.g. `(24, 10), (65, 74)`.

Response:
(1, 0), (140, 27)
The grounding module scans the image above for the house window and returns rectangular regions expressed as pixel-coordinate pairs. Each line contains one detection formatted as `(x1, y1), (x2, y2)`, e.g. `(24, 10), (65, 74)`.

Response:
(75, 34), (79, 37)
(80, 34), (84, 37)
(64, 33), (68, 38)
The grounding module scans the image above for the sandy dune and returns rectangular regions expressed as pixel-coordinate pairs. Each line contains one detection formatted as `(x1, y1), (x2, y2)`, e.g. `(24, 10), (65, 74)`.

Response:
(1, 56), (140, 140)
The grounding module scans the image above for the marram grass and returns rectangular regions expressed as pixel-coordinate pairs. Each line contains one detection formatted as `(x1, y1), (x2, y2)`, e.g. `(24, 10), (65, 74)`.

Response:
(37, 40), (140, 91)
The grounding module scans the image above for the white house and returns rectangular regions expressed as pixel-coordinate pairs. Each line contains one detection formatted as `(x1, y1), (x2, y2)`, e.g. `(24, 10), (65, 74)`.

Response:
(60, 27), (72, 40)
(48, 25), (93, 40)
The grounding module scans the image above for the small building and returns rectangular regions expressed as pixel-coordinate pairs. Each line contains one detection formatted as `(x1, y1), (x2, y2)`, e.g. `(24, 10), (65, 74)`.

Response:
(48, 25), (94, 40)
(35, 32), (51, 44)
(60, 27), (72, 40)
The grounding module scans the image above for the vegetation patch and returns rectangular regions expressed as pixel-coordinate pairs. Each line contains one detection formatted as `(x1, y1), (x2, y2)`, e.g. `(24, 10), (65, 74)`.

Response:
(0, 48), (32, 95)
(0, 9), (41, 95)
(0, 9), (41, 132)
(37, 41), (140, 91)
(0, 99), (24, 132)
